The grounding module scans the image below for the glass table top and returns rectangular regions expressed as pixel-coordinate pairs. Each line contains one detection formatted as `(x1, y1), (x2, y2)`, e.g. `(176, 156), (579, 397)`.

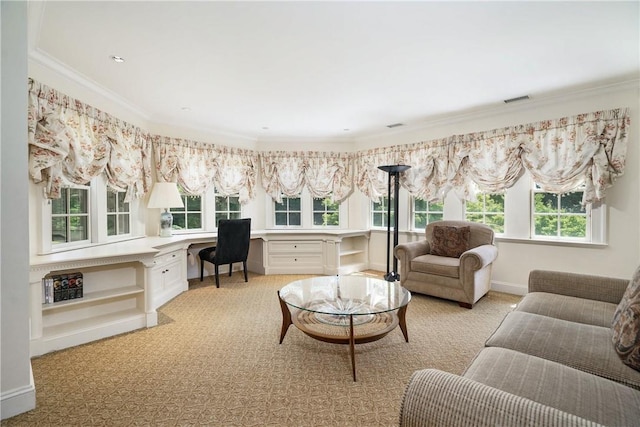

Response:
(279, 275), (411, 326)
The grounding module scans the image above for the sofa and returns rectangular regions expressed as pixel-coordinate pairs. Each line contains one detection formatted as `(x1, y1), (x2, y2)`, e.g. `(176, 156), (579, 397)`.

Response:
(394, 220), (498, 308)
(399, 268), (640, 426)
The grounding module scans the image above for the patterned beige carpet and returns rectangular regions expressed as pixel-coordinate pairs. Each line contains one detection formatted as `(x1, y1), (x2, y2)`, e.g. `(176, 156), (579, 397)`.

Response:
(3, 272), (520, 426)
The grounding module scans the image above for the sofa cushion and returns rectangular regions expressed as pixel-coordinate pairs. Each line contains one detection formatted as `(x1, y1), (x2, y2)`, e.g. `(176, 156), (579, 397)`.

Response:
(410, 254), (459, 278)
(485, 311), (640, 389)
(464, 347), (640, 425)
(612, 266), (640, 371)
(516, 292), (617, 328)
(430, 225), (470, 258)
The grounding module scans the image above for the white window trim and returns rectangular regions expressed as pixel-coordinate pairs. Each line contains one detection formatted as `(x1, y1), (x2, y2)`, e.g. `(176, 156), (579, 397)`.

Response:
(266, 188), (349, 229)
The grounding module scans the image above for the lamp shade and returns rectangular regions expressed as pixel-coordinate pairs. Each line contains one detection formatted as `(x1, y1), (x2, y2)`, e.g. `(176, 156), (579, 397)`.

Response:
(147, 182), (184, 209)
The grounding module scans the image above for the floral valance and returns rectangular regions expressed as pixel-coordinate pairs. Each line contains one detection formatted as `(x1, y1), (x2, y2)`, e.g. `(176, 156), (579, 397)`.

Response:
(27, 79), (152, 200)
(259, 151), (354, 203)
(28, 78), (630, 207)
(355, 108), (630, 204)
(153, 136), (257, 204)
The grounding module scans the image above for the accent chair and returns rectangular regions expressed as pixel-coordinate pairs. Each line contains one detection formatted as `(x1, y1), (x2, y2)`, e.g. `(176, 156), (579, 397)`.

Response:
(394, 220), (498, 308)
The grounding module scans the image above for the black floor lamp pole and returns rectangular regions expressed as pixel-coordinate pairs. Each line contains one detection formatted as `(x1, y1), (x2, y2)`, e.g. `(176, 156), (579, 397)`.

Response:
(378, 164), (411, 282)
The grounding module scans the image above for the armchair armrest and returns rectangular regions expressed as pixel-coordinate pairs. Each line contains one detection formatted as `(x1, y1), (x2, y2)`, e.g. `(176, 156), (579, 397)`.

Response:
(394, 240), (430, 261)
(528, 270), (629, 304)
(394, 241), (430, 283)
(460, 244), (498, 271)
(400, 369), (598, 427)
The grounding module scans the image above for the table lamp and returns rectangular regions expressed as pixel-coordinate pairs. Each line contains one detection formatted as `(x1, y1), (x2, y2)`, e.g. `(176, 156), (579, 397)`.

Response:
(147, 182), (184, 237)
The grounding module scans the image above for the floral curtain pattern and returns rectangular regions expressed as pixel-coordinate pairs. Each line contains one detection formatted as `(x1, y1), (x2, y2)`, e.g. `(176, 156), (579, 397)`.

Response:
(28, 79), (151, 200)
(28, 78), (629, 207)
(354, 108), (630, 204)
(259, 151), (353, 203)
(153, 137), (257, 204)
(520, 109), (630, 204)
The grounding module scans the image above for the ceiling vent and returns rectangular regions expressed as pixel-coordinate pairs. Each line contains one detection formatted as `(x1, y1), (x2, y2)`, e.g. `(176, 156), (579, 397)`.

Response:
(386, 123), (404, 128)
(504, 95), (530, 104)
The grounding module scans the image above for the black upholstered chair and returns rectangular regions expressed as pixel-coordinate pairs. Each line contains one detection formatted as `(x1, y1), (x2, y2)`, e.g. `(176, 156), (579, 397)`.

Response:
(199, 218), (251, 288)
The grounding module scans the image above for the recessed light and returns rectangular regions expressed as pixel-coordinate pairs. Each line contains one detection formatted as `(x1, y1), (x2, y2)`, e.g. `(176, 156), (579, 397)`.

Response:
(110, 55), (125, 63)
(180, 107), (191, 111)
(262, 126), (269, 130)
(343, 128), (350, 132)
(386, 123), (404, 129)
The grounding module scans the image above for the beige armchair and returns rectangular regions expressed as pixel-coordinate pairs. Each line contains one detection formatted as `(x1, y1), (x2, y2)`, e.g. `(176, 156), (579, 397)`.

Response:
(394, 220), (498, 308)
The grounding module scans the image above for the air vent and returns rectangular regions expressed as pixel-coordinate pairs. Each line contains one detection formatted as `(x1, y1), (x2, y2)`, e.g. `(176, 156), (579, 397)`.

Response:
(504, 95), (530, 104)
(386, 123), (404, 128)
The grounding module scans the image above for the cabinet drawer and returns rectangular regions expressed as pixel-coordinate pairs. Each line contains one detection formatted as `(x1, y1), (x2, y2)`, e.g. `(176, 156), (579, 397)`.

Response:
(268, 254), (323, 267)
(268, 241), (322, 253)
(154, 249), (182, 266)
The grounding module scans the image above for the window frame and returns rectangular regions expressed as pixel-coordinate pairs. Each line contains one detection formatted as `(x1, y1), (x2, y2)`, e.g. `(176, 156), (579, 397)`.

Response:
(371, 196), (394, 229)
(530, 184), (591, 242)
(50, 184), (91, 250)
(274, 196), (303, 227)
(170, 193), (204, 233)
(312, 197), (340, 227)
(412, 197), (444, 230)
(106, 190), (131, 238)
(214, 190), (242, 226)
(464, 192), (506, 235)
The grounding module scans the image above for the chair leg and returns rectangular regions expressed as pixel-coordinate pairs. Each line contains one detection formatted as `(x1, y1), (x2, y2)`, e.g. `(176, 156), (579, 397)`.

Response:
(215, 265), (220, 288)
(200, 259), (204, 282)
(458, 301), (473, 309)
(228, 263), (233, 276)
(243, 261), (248, 282)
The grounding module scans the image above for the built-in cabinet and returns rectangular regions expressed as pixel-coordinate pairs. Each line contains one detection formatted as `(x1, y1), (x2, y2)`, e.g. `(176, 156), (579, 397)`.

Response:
(261, 230), (369, 275)
(29, 230), (370, 357)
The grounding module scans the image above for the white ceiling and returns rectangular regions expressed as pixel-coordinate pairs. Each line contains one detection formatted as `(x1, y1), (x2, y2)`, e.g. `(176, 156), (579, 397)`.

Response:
(29, 1), (640, 142)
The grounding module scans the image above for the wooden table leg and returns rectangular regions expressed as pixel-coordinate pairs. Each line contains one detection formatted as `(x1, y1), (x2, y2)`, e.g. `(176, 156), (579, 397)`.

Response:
(349, 314), (356, 381)
(277, 291), (292, 344)
(398, 305), (409, 343)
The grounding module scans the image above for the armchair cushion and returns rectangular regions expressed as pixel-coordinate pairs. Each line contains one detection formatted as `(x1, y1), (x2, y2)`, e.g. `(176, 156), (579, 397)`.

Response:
(612, 266), (640, 372)
(430, 225), (470, 258)
(411, 254), (460, 278)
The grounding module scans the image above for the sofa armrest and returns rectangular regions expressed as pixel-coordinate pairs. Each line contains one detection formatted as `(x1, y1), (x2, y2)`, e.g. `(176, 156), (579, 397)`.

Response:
(400, 369), (600, 427)
(460, 244), (498, 270)
(528, 270), (629, 304)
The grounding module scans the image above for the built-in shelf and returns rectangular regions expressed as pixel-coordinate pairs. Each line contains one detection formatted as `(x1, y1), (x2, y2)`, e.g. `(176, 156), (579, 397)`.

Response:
(41, 286), (143, 311)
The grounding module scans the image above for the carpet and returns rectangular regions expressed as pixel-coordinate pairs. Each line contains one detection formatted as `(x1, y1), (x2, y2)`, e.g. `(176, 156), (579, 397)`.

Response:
(2, 271), (521, 426)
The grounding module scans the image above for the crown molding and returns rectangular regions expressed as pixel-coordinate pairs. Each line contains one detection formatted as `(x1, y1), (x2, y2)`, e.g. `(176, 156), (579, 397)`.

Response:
(29, 48), (153, 122)
(355, 75), (640, 142)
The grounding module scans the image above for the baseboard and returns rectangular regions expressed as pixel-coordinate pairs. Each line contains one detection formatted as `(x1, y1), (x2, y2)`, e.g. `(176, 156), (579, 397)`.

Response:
(1, 367), (36, 420)
(491, 280), (527, 296)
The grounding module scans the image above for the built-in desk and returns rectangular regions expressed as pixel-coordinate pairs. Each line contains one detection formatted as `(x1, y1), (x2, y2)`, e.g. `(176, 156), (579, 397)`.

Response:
(29, 229), (370, 357)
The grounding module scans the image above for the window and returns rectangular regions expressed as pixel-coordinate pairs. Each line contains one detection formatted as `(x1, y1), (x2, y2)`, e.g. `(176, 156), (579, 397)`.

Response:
(532, 186), (588, 239)
(313, 197), (340, 226)
(171, 194), (202, 231)
(413, 198), (444, 229)
(107, 191), (130, 236)
(465, 192), (505, 233)
(372, 197), (394, 228)
(275, 197), (301, 226)
(215, 192), (241, 225)
(51, 186), (90, 245)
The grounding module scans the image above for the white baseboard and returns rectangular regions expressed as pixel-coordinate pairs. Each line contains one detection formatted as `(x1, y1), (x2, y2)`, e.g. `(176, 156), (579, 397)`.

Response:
(491, 280), (527, 296)
(1, 367), (36, 420)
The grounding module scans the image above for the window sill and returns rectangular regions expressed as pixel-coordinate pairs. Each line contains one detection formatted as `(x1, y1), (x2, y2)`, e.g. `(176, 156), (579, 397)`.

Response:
(398, 230), (607, 248)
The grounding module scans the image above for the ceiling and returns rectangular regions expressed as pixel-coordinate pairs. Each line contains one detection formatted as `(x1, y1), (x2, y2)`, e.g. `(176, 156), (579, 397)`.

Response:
(28, 1), (640, 142)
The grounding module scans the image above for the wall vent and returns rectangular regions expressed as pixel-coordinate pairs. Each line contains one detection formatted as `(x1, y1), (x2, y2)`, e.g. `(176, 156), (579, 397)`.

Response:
(504, 95), (530, 104)
(386, 123), (404, 128)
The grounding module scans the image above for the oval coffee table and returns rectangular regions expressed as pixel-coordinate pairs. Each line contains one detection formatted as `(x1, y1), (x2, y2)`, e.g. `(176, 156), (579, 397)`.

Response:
(278, 275), (411, 381)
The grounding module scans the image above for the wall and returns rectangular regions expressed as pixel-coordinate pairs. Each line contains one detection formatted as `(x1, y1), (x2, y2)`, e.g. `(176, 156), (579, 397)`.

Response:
(1, 1), (36, 419)
(356, 80), (640, 292)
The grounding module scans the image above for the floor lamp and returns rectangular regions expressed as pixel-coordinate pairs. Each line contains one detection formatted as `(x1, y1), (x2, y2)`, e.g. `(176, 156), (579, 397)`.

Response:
(378, 164), (411, 282)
